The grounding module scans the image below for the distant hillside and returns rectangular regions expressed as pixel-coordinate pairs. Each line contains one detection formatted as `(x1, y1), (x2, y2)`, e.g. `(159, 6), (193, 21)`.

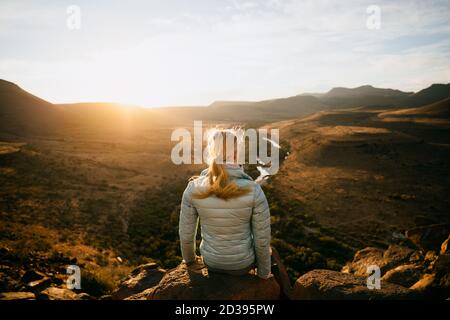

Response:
(380, 97), (450, 119)
(2, 79), (450, 137)
(0, 79), (327, 135)
(325, 85), (412, 97)
(265, 99), (450, 257)
(206, 95), (325, 123)
(401, 84), (450, 107)
(319, 85), (413, 108)
(0, 80), (67, 136)
(208, 100), (252, 108)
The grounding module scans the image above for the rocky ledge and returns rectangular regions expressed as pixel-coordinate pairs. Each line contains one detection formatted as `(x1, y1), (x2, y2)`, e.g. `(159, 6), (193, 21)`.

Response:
(113, 260), (280, 300)
(112, 223), (448, 300)
(1, 223), (448, 300)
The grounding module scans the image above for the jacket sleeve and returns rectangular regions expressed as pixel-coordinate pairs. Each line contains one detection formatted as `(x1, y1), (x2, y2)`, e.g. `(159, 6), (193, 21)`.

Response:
(179, 182), (199, 264)
(251, 184), (272, 278)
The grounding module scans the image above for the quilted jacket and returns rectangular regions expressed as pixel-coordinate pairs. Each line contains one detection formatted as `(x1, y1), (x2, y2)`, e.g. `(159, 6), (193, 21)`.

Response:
(179, 166), (272, 278)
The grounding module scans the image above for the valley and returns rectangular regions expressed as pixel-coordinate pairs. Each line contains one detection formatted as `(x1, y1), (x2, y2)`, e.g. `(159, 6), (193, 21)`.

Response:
(1, 80), (449, 296)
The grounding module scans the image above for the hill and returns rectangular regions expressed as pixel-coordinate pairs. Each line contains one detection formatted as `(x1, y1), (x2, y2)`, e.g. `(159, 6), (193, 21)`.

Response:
(402, 84), (450, 107)
(2, 80), (450, 138)
(265, 99), (450, 257)
(319, 85), (412, 108)
(0, 80), (67, 137)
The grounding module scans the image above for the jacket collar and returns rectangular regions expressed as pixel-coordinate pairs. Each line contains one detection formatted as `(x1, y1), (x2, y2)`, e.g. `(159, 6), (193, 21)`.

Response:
(200, 165), (253, 181)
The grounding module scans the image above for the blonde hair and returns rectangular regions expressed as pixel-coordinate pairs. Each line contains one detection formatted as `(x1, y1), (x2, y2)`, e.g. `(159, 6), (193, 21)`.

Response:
(192, 128), (251, 200)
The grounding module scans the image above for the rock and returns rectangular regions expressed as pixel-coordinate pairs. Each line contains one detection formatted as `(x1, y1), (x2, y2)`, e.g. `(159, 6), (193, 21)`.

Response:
(406, 223), (450, 252)
(410, 274), (436, 292)
(441, 236), (449, 255)
(292, 269), (420, 300)
(410, 272), (449, 300)
(27, 276), (52, 291)
(383, 244), (414, 264)
(342, 245), (413, 276)
(437, 273), (450, 291)
(77, 293), (95, 300)
(383, 245), (414, 270)
(21, 270), (46, 283)
(125, 288), (155, 300)
(432, 254), (450, 275)
(143, 261), (280, 300)
(0, 246), (12, 254)
(0, 292), (36, 300)
(409, 251), (424, 264)
(111, 263), (166, 300)
(341, 247), (384, 275)
(407, 253), (450, 299)
(40, 287), (80, 300)
(381, 264), (422, 288)
(0, 271), (18, 292)
(424, 250), (438, 262)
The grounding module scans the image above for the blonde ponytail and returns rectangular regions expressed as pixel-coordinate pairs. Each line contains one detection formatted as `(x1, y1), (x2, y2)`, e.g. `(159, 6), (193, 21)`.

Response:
(192, 161), (251, 200)
(192, 128), (251, 200)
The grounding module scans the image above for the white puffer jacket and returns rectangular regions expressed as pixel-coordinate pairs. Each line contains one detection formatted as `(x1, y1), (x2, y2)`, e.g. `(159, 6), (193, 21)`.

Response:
(179, 166), (272, 278)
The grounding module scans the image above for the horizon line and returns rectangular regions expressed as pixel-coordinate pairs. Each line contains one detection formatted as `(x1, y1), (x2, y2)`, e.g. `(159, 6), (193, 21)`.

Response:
(2, 78), (449, 110)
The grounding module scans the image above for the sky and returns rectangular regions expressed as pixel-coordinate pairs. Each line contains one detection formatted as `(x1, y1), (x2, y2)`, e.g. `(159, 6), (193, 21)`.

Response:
(1, 0), (449, 107)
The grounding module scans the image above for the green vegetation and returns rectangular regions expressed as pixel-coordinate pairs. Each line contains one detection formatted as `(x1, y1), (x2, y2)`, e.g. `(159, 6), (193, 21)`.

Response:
(265, 184), (354, 282)
(127, 181), (187, 268)
(125, 165), (353, 283)
(0, 141), (353, 289)
(80, 269), (115, 297)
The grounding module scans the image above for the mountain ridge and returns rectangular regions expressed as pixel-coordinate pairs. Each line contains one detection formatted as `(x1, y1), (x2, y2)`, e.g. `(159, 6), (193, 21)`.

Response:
(1, 79), (450, 136)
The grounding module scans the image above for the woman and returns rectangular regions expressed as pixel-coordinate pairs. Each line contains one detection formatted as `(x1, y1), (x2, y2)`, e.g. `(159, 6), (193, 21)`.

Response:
(178, 128), (273, 279)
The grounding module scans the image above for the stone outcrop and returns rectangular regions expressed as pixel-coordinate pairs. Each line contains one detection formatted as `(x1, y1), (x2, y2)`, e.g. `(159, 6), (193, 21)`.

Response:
(342, 244), (414, 276)
(111, 263), (166, 300)
(1, 224), (448, 300)
(292, 269), (420, 300)
(125, 261), (280, 300)
(39, 287), (81, 300)
(406, 223), (450, 252)
(341, 224), (450, 300)
(381, 264), (422, 287)
(0, 246), (95, 301)
(410, 253), (450, 299)
(0, 292), (36, 300)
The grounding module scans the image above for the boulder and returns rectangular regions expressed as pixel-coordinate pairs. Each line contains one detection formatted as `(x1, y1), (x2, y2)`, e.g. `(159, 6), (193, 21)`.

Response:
(407, 253), (450, 299)
(342, 245), (413, 276)
(381, 264), (422, 288)
(40, 287), (80, 300)
(432, 253), (450, 275)
(406, 224), (450, 252)
(137, 261), (280, 300)
(77, 293), (96, 300)
(27, 276), (52, 291)
(0, 292), (36, 300)
(424, 250), (438, 262)
(125, 288), (155, 300)
(21, 269), (46, 283)
(440, 236), (449, 255)
(383, 244), (415, 268)
(111, 263), (166, 300)
(410, 273), (435, 291)
(292, 269), (420, 300)
(341, 247), (384, 275)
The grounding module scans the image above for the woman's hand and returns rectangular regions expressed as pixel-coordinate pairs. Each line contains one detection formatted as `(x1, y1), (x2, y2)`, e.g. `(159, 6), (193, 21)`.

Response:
(258, 273), (274, 280)
(184, 255), (202, 266)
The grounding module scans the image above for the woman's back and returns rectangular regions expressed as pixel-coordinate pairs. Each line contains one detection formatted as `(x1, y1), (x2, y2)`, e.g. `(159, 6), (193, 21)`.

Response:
(179, 165), (272, 278)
